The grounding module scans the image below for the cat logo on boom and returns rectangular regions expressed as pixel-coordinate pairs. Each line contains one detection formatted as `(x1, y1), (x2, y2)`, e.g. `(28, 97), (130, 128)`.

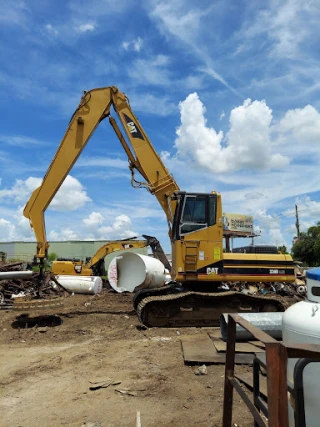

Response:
(127, 121), (138, 134)
(122, 113), (144, 140)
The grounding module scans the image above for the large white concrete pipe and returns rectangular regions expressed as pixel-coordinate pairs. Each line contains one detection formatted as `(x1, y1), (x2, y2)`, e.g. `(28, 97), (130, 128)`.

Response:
(108, 252), (166, 293)
(54, 275), (103, 295)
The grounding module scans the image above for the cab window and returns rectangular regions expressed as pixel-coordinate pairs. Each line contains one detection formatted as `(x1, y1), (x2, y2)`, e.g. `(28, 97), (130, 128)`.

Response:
(180, 196), (207, 234)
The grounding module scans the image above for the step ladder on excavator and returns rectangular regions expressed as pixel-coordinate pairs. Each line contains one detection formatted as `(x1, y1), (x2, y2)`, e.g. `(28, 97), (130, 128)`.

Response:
(184, 241), (199, 280)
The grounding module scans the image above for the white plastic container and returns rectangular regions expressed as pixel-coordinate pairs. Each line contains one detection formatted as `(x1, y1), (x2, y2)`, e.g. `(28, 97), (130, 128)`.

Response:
(282, 267), (320, 427)
(108, 252), (166, 293)
(54, 275), (103, 295)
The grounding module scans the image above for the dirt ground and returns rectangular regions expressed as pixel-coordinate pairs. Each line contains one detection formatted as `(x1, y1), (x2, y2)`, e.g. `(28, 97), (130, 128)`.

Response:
(1, 290), (254, 427)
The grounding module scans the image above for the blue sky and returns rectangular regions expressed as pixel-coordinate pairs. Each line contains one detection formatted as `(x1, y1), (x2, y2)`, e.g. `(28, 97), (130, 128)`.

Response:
(0, 0), (320, 253)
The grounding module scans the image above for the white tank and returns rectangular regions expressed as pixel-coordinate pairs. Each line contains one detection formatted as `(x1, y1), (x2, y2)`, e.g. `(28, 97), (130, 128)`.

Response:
(282, 267), (320, 427)
(108, 252), (166, 293)
(54, 275), (103, 295)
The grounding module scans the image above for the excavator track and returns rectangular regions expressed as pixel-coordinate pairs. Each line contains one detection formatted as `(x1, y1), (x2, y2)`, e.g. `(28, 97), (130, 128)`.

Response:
(134, 288), (286, 328)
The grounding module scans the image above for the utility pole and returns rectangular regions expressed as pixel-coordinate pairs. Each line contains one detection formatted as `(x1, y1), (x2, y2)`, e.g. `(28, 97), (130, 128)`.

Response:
(295, 204), (300, 240)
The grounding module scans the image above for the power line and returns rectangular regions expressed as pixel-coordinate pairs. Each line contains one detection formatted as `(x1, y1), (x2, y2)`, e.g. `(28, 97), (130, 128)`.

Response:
(295, 204), (300, 239)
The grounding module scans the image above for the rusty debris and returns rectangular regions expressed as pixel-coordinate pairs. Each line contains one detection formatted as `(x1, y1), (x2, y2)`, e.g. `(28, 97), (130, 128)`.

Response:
(0, 260), (26, 272)
(0, 263), (68, 309)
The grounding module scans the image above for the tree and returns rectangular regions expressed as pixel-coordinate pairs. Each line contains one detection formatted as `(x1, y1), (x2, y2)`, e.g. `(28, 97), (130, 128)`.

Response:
(32, 252), (59, 272)
(47, 252), (58, 262)
(278, 245), (288, 254)
(291, 222), (320, 266)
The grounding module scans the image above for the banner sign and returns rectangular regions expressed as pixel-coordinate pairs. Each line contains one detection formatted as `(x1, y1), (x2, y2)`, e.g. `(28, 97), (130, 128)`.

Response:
(223, 213), (254, 234)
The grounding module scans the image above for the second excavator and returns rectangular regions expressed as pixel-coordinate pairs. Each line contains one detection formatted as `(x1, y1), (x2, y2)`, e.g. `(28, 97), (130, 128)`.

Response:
(24, 86), (295, 327)
(51, 235), (169, 277)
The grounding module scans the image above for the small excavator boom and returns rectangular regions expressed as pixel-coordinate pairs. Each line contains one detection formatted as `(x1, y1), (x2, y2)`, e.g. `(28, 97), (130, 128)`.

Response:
(52, 235), (169, 277)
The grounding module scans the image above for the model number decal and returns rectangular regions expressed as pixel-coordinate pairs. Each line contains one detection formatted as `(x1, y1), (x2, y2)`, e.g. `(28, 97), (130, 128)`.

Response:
(269, 269), (285, 274)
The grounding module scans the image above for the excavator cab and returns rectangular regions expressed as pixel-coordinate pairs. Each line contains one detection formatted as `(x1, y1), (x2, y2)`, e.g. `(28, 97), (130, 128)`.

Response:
(172, 191), (219, 240)
(170, 191), (224, 283)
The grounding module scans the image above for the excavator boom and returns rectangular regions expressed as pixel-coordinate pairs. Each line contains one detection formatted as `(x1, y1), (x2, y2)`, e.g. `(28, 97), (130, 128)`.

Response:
(23, 87), (179, 259)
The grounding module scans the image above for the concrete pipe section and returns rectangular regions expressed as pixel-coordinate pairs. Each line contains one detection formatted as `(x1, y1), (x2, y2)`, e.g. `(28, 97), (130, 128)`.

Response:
(54, 275), (103, 295)
(108, 252), (166, 293)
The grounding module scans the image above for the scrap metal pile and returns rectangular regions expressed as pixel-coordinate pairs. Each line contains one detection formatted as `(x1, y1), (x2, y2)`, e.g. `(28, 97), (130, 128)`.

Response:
(0, 261), (27, 272)
(223, 263), (307, 301)
(0, 261), (66, 310)
(229, 280), (304, 299)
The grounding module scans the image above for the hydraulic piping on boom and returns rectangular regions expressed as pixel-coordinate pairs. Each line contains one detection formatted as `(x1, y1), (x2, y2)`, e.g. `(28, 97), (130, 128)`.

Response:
(24, 86), (295, 326)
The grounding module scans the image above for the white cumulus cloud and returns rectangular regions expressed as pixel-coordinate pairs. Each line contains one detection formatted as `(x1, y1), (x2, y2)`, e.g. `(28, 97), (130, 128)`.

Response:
(98, 214), (137, 239)
(0, 175), (91, 211)
(276, 105), (320, 144)
(48, 213), (137, 242)
(0, 206), (37, 242)
(50, 176), (91, 211)
(283, 196), (320, 220)
(174, 94), (289, 173)
(254, 209), (287, 247)
(48, 227), (78, 241)
(0, 177), (42, 203)
(82, 212), (137, 240)
(83, 212), (104, 228)
(0, 218), (16, 241)
(226, 99), (289, 170)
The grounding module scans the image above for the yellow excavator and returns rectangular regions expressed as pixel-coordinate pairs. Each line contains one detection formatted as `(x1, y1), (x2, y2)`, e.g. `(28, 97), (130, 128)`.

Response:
(51, 234), (171, 277)
(24, 86), (295, 327)
(51, 236), (150, 276)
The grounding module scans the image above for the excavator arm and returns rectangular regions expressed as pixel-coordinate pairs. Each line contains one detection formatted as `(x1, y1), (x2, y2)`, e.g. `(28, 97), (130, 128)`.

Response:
(87, 235), (171, 276)
(23, 86), (179, 260)
(87, 238), (149, 270)
(51, 235), (171, 276)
